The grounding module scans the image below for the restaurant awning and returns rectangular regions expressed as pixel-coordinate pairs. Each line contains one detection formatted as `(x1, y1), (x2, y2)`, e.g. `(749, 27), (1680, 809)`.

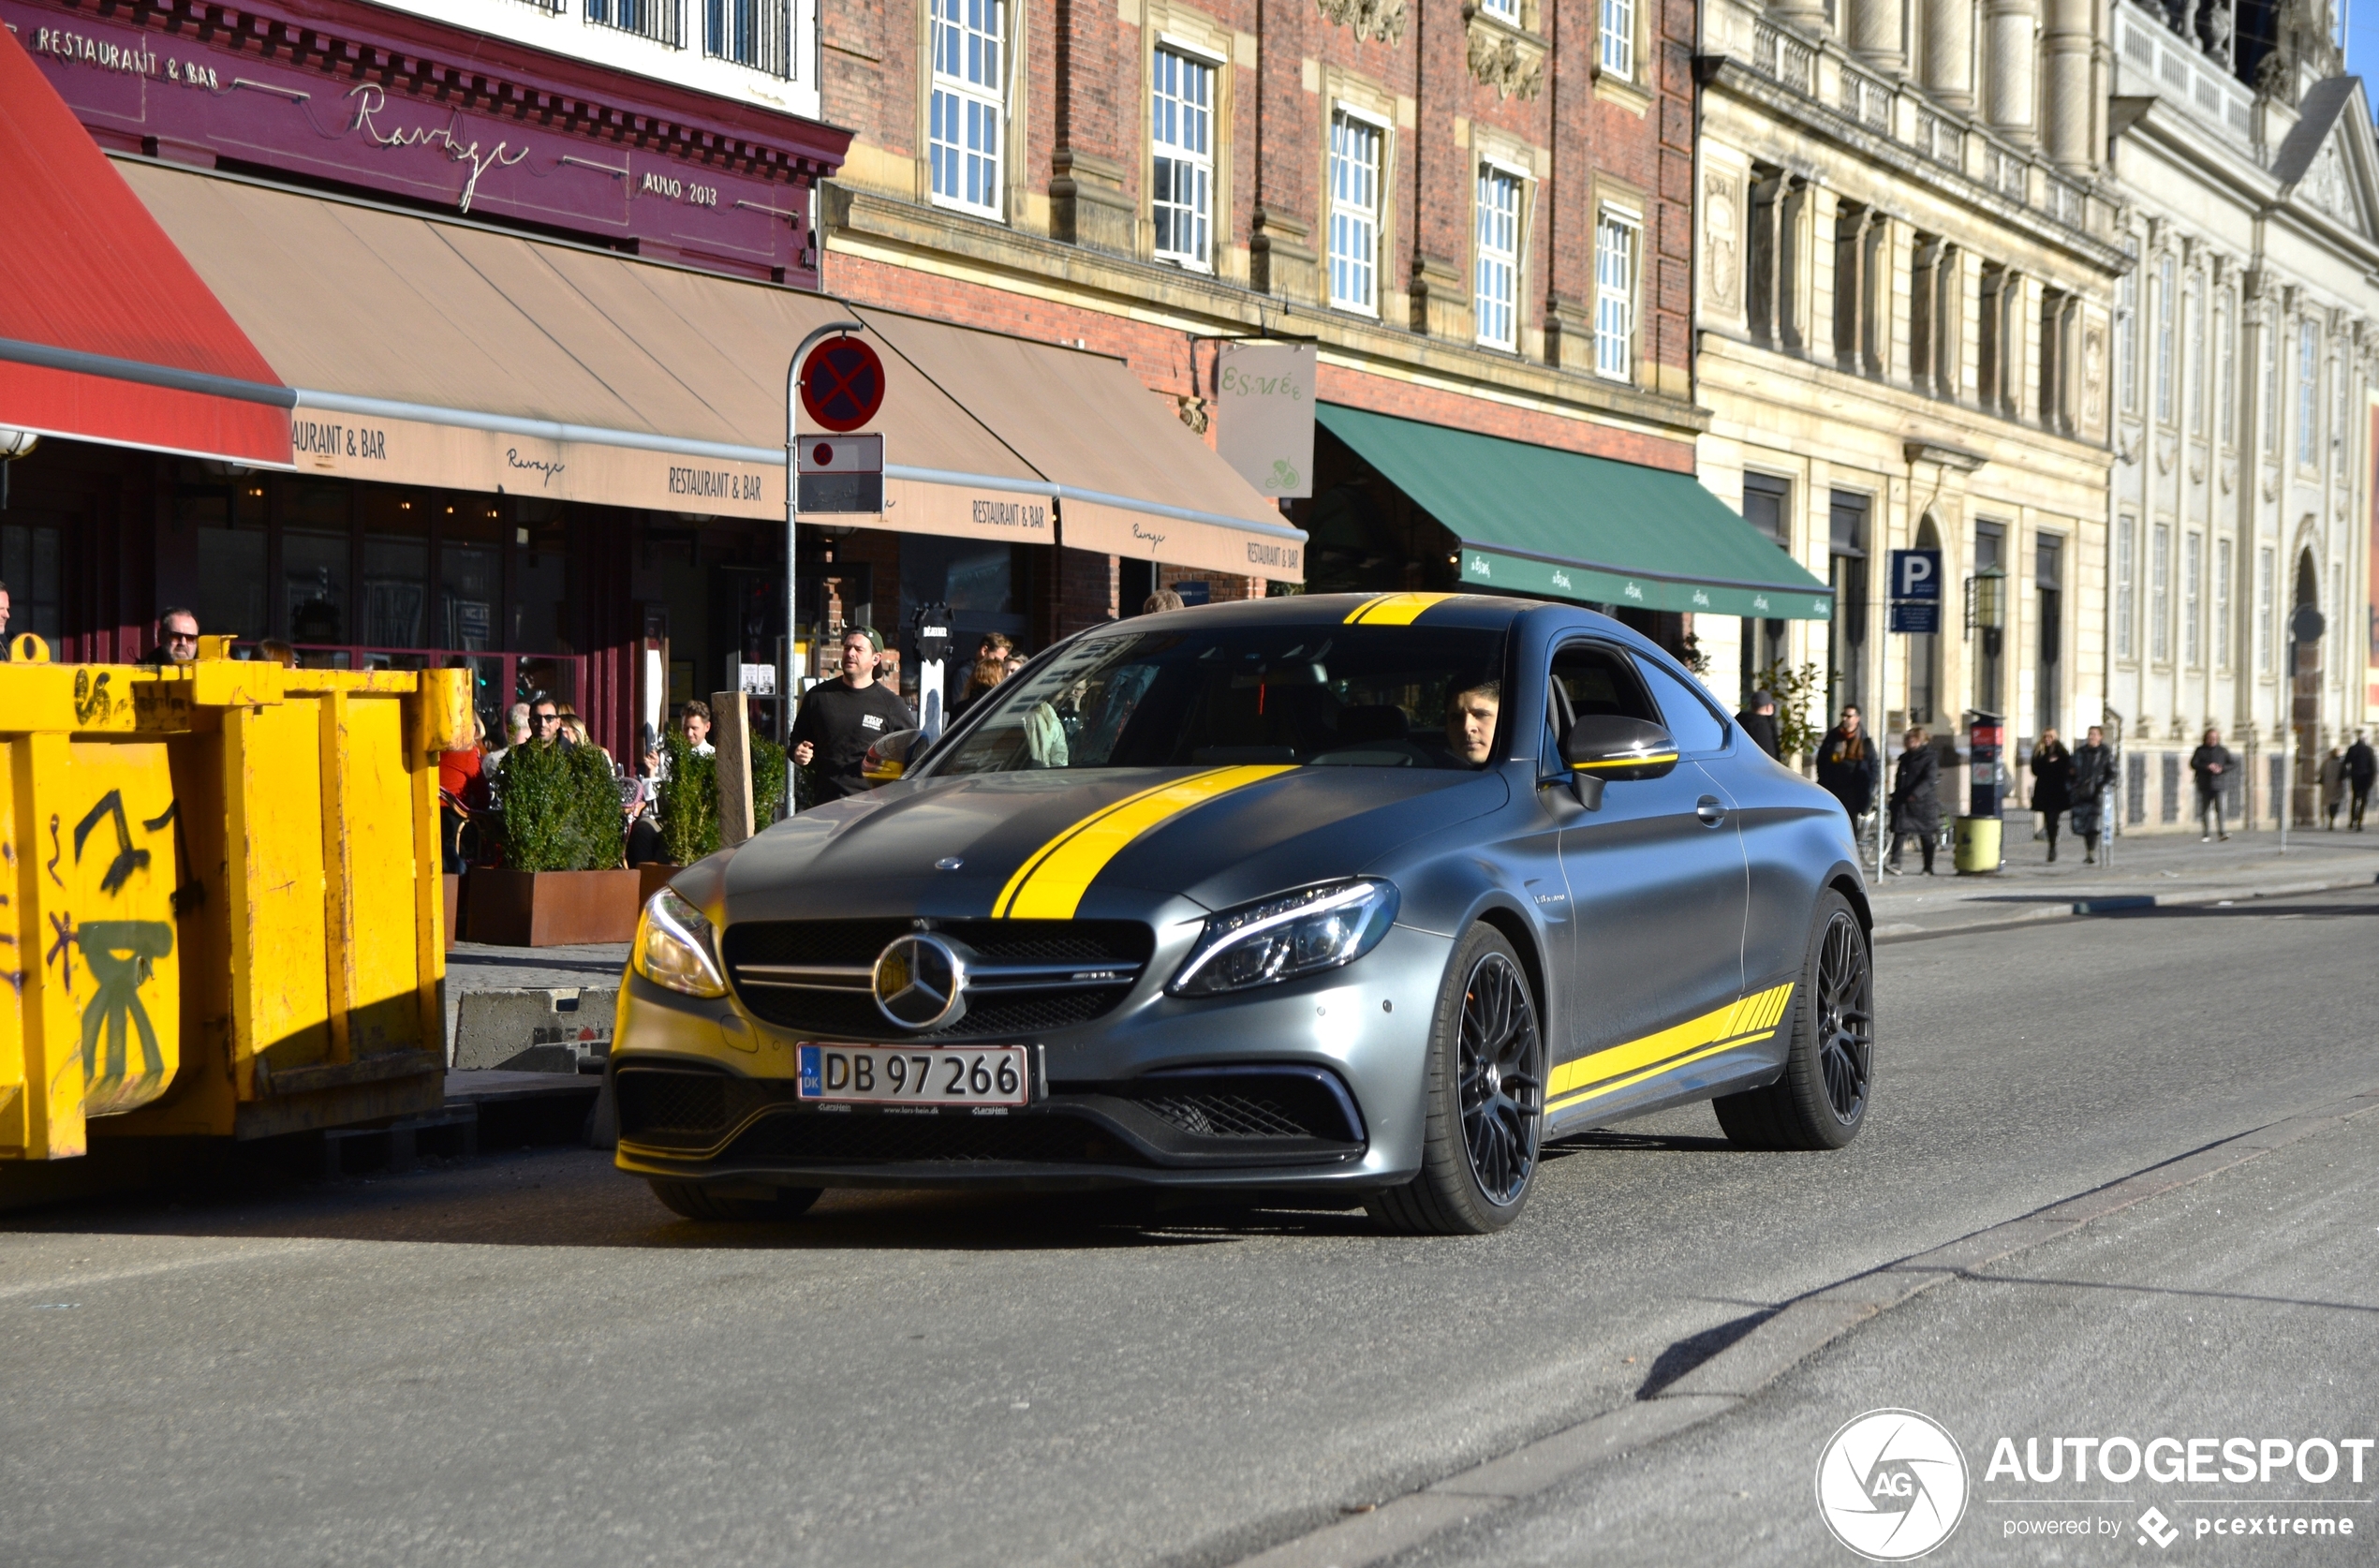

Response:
(0, 26), (290, 467)
(107, 158), (1302, 579)
(1316, 404), (1832, 619)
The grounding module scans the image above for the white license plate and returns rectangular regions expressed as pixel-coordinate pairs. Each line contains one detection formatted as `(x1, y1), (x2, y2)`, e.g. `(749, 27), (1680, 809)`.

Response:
(796, 1044), (1030, 1107)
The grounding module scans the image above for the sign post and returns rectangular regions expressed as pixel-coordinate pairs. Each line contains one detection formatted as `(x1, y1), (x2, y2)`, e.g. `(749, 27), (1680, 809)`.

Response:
(1883, 549), (1943, 876)
(783, 320), (869, 766)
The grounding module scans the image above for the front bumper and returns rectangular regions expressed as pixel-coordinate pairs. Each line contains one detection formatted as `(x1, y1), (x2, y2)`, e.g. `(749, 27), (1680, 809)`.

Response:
(608, 921), (1453, 1193)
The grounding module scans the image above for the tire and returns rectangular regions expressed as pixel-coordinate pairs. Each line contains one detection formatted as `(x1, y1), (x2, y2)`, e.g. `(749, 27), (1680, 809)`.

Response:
(1713, 889), (1873, 1151)
(648, 1179), (823, 1221)
(1366, 924), (1545, 1235)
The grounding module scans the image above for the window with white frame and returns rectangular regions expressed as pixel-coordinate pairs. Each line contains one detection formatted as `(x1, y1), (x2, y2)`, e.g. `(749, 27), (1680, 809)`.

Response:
(2332, 345), (2348, 454)
(2262, 309), (2280, 454)
(2150, 521), (2170, 663)
(1475, 166), (1521, 350)
(2256, 545), (2274, 672)
(2183, 530), (2201, 666)
(1595, 208), (1639, 381)
(2189, 280), (2208, 436)
(2297, 319), (2319, 466)
(930, 0), (1006, 217)
(2116, 241), (2138, 414)
(1600, 0), (1634, 80)
(2215, 539), (2232, 669)
(2216, 293), (2235, 447)
(2154, 255), (2175, 423)
(1328, 111), (1383, 314)
(1151, 47), (1215, 268)
(1478, 0), (1518, 19)
(2115, 514), (2135, 661)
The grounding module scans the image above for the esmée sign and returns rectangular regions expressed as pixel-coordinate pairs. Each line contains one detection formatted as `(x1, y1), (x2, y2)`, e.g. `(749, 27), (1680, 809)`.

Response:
(3, 0), (838, 285)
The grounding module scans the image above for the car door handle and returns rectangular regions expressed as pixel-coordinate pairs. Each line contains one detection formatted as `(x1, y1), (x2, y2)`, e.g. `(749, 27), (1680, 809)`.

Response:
(1696, 795), (1726, 828)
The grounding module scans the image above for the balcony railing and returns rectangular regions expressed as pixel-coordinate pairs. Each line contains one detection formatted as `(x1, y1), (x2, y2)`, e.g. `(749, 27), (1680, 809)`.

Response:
(586, 0), (685, 49)
(705, 0), (792, 78)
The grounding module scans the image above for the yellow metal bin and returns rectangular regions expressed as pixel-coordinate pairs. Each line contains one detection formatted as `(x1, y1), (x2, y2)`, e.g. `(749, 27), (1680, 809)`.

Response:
(1, 637), (471, 1162)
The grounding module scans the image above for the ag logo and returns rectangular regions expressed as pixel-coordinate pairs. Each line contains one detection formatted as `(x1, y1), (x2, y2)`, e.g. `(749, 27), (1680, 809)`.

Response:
(1815, 1409), (1968, 1561)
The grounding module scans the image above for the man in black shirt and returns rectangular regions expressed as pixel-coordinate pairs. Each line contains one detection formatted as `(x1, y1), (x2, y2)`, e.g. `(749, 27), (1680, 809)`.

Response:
(791, 627), (918, 802)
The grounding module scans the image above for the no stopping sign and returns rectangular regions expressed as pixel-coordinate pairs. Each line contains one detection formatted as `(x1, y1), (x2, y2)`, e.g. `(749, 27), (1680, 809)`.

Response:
(801, 337), (886, 433)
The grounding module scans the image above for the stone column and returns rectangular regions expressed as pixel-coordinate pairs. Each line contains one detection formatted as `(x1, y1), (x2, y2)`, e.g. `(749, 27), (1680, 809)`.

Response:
(1848, 0), (1908, 70)
(1985, 0), (2040, 146)
(2043, 0), (2095, 173)
(1922, 0), (1976, 111)
(1772, 0), (1833, 37)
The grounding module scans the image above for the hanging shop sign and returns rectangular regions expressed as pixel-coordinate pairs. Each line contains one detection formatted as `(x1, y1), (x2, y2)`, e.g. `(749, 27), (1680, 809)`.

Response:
(1214, 341), (1316, 500)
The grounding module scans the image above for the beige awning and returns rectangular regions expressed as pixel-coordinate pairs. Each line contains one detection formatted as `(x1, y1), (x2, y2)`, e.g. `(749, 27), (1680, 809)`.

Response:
(119, 160), (1301, 576)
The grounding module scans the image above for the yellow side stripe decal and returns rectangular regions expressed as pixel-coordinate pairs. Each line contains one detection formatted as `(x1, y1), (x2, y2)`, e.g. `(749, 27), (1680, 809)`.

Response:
(1343, 592), (1458, 626)
(992, 765), (1297, 920)
(1545, 982), (1795, 1111)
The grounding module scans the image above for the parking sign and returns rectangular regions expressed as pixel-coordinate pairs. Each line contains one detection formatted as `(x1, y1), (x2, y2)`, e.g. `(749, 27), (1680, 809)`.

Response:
(1891, 549), (1942, 601)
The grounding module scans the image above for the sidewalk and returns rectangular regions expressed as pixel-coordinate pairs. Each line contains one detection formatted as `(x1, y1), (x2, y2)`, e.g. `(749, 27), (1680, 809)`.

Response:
(1863, 821), (2379, 941)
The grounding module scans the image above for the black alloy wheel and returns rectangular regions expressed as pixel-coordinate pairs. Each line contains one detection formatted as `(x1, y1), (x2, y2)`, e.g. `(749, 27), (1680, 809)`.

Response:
(1713, 888), (1874, 1151)
(1367, 923), (1546, 1235)
(1458, 952), (1544, 1206)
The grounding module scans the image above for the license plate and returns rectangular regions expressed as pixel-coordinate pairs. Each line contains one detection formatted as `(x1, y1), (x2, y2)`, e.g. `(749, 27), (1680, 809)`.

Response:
(796, 1044), (1031, 1107)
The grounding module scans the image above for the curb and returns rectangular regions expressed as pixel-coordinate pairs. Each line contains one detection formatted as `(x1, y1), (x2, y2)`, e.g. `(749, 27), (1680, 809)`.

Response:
(1871, 870), (2379, 945)
(1225, 1087), (2379, 1568)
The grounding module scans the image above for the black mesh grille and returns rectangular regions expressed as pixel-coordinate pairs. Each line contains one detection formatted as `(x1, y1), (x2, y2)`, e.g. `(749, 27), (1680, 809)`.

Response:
(1110, 1070), (1365, 1145)
(1135, 1093), (1313, 1139)
(721, 920), (1153, 1041)
(615, 1068), (798, 1149)
(719, 1110), (1149, 1167)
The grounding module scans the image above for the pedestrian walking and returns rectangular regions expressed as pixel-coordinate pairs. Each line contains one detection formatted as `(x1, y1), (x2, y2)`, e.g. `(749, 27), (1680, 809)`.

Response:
(2189, 726), (2235, 841)
(2319, 745), (2347, 829)
(2069, 724), (2113, 864)
(2346, 731), (2375, 830)
(2029, 729), (2075, 863)
(1736, 691), (1781, 761)
(790, 627), (918, 802)
(1885, 726), (1940, 876)
(1814, 706), (1880, 826)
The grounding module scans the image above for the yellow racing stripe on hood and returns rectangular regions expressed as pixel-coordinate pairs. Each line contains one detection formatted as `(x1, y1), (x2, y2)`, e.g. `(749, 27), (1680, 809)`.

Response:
(992, 765), (1298, 919)
(1343, 592), (1458, 626)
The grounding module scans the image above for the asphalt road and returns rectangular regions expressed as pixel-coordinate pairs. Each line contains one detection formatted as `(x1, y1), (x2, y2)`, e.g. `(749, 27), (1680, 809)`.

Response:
(5, 890), (2377, 1568)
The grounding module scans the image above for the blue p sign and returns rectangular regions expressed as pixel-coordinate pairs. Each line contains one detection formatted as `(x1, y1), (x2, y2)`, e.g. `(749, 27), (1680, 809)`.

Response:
(1891, 548), (1942, 600)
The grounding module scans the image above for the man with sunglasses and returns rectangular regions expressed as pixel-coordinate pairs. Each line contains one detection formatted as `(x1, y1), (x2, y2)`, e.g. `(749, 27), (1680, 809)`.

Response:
(146, 607), (200, 667)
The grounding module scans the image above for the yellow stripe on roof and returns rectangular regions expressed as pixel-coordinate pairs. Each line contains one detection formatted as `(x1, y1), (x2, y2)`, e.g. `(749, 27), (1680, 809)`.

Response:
(1343, 592), (1459, 626)
(992, 765), (1296, 920)
(1545, 982), (1794, 1112)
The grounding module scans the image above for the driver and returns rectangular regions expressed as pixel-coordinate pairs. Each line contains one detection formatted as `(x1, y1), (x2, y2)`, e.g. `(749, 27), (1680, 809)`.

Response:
(1445, 679), (1500, 767)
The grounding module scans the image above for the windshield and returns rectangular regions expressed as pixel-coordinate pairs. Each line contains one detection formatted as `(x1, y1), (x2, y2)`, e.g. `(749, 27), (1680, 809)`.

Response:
(923, 623), (1511, 775)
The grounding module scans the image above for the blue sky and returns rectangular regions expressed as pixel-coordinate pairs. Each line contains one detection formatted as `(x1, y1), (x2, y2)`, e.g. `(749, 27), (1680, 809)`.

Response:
(2348, 5), (2379, 91)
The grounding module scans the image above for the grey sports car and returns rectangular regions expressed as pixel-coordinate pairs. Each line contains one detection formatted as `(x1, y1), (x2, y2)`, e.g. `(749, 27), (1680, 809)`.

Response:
(610, 592), (1873, 1234)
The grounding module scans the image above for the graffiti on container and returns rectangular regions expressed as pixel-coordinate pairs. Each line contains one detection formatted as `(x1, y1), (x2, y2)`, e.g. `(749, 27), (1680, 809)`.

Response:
(77, 922), (174, 1089)
(41, 788), (185, 1113)
(72, 669), (114, 725)
(73, 791), (150, 895)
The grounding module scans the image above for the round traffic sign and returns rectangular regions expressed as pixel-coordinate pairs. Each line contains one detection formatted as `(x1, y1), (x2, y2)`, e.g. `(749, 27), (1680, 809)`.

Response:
(801, 337), (885, 433)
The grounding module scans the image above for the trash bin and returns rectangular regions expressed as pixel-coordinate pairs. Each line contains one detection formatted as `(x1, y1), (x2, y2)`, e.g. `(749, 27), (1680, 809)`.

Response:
(1954, 815), (2002, 874)
(1, 636), (471, 1161)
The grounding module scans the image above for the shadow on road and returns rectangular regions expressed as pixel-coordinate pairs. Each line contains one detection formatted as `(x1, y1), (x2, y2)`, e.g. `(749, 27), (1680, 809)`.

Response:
(2090, 902), (2379, 920)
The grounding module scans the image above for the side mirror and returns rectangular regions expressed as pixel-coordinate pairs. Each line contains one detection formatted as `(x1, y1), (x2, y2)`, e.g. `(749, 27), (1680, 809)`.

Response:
(1560, 715), (1677, 809)
(860, 728), (921, 787)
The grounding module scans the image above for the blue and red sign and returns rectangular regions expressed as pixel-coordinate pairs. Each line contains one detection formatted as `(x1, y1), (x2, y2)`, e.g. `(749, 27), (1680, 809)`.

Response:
(801, 338), (886, 434)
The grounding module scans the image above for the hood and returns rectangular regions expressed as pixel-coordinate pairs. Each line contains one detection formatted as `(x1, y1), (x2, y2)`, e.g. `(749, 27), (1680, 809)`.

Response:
(719, 765), (1508, 924)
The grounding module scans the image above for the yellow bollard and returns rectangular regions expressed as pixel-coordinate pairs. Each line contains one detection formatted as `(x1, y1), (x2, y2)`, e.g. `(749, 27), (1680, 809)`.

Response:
(1953, 815), (2003, 874)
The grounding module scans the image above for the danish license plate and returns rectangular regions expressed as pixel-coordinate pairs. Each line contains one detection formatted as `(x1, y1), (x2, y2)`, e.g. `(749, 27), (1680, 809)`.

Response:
(797, 1044), (1031, 1107)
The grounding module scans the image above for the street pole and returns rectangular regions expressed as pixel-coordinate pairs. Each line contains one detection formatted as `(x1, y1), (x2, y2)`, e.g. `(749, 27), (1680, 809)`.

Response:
(2281, 635), (2293, 856)
(783, 318), (867, 764)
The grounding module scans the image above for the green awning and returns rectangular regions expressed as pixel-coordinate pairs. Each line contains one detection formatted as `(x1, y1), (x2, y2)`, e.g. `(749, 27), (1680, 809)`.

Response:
(1316, 404), (1834, 620)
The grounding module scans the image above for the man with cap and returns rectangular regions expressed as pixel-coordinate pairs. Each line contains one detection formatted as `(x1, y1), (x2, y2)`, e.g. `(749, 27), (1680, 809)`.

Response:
(791, 626), (917, 802)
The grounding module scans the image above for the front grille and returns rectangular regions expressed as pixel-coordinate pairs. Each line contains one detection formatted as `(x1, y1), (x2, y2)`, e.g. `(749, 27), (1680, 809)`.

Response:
(614, 1067), (797, 1149)
(1136, 1093), (1313, 1139)
(721, 919), (1154, 1041)
(1110, 1068), (1366, 1145)
(718, 1109), (1149, 1167)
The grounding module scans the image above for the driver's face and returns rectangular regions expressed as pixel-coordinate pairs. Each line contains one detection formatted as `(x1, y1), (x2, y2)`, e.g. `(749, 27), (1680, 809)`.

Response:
(1447, 691), (1499, 766)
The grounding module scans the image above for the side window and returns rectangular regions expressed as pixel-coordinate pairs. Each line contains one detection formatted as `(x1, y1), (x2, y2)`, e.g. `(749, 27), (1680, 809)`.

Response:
(1633, 655), (1731, 754)
(1543, 642), (1660, 770)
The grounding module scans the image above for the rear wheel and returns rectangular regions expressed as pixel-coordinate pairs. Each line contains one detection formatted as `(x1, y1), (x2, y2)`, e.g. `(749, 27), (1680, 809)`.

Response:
(648, 1179), (822, 1221)
(1366, 924), (1544, 1235)
(1713, 889), (1872, 1151)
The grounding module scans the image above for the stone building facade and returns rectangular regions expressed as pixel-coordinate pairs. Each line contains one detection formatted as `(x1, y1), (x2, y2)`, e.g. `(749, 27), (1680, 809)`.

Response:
(2103, 0), (2379, 832)
(1693, 0), (2129, 805)
(817, 0), (1716, 640)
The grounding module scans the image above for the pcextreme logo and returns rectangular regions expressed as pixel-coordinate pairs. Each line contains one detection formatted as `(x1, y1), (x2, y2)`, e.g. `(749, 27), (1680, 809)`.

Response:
(1816, 1409), (1971, 1561)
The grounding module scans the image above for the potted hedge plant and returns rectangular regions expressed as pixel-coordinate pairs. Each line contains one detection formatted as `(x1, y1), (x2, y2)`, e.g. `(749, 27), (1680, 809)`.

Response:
(641, 729), (789, 900)
(468, 737), (643, 947)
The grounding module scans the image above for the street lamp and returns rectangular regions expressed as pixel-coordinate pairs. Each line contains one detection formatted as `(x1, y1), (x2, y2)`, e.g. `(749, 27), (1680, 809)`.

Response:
(1968, 562), (2007, 632)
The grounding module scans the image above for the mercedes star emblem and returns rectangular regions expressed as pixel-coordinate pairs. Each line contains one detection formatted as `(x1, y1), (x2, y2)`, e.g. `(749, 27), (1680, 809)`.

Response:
(872, 933), (968, 1031)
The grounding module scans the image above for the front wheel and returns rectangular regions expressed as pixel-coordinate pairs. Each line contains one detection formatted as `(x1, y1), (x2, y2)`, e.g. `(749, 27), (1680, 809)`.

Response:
(648, 1179), (823, 1221)
(1713, 889), (1873, 1150)
(1366, 924), (1544, 1235)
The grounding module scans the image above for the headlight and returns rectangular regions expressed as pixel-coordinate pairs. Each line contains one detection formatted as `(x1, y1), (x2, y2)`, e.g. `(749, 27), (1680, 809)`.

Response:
(1168, 880), (1400, 997)
(632, 887), (729, 998)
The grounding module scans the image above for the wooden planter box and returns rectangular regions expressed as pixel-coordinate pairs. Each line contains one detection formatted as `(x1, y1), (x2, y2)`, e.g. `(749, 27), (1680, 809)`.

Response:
(442, 873), (460, 952)
(636, 863), (680, 905)
(466, 868), (643, 947)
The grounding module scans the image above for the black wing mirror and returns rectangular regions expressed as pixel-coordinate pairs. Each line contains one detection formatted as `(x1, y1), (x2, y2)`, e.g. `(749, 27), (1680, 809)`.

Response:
(861, 729), (922, 787)
(1559, 715), (1678, 809)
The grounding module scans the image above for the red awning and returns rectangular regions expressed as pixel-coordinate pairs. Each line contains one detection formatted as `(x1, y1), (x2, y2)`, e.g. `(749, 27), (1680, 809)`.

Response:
(0, 25), (290, 466)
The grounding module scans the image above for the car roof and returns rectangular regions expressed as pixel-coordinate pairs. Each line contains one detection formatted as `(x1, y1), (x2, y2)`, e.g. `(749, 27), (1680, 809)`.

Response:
(1103, 591), (1619, 637)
